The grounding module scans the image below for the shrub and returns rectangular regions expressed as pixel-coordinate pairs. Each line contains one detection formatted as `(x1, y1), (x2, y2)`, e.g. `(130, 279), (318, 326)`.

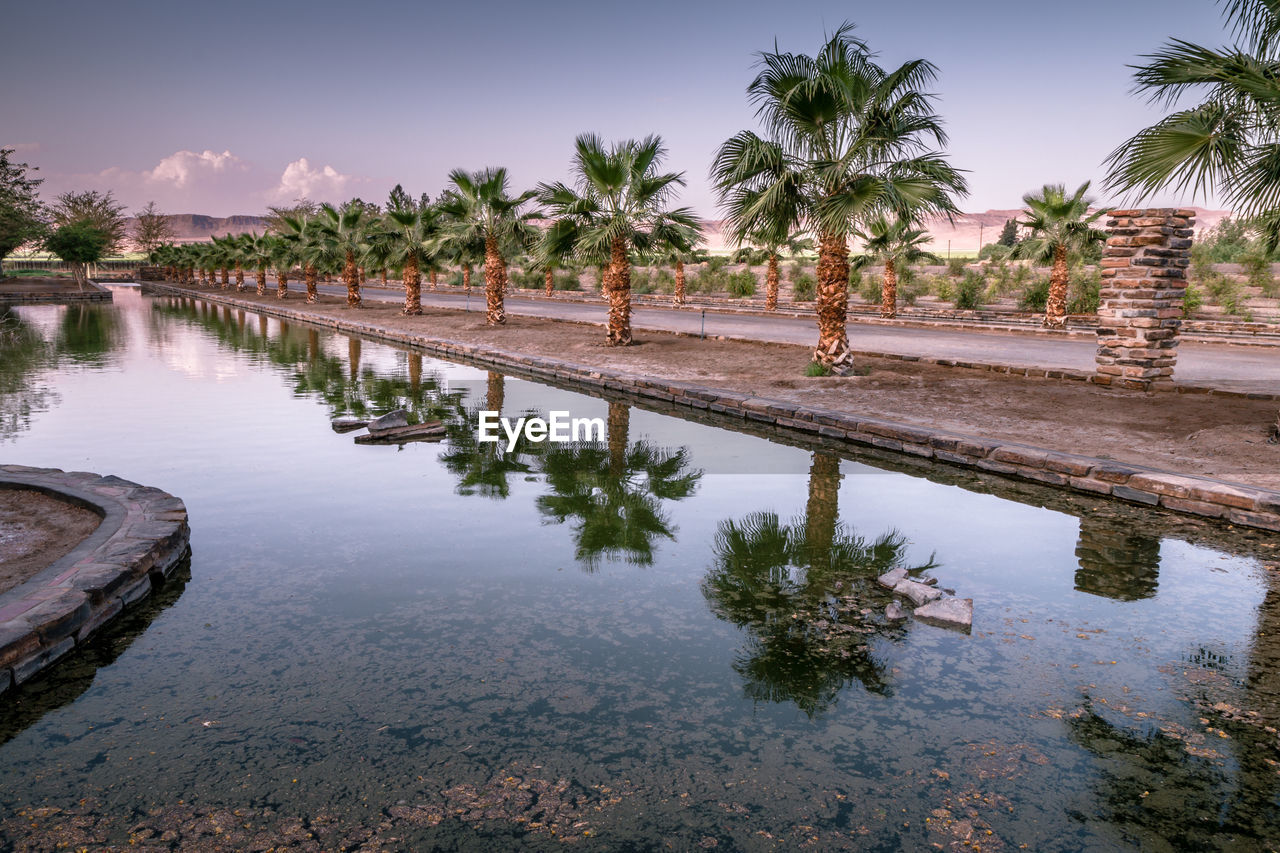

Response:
(1067, 266), (1102, 314)
(954, 270), (987, 310)
(899, 275), (926, 306)
(856, 270), (881, 304)
(1182, 282), (1204, 317)
(1206, 273), (1248, 316)
(1240, 249), (1276, 296)
(946, 257), (967, 277)
(553, 271), (581, 291)
(932, 277), (954, 303)
(631, 269), (655, 294)
(804, 360), (831, 377)
(725, 270), (757, 297)
(792, 272), (816, 301)
(1019, 276), (1050, 312)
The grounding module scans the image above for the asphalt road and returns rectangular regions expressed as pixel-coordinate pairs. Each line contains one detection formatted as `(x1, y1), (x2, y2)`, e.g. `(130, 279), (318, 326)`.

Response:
(314, 283), (1280, 393)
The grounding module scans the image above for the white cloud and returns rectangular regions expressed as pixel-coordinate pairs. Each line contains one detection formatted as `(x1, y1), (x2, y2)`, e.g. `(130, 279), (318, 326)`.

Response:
(144, 149), (244, 188)
(272, 157), (352, 202)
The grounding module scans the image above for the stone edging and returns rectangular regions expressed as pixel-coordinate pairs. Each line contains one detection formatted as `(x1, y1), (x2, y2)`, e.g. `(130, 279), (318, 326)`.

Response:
(0, 465), (190, 695)
(144, 284), (1280, 533)
(0, 280), (113, 304)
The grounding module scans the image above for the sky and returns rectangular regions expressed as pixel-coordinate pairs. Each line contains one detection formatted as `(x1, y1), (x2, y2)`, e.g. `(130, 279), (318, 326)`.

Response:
(0, 0), (1237, 218)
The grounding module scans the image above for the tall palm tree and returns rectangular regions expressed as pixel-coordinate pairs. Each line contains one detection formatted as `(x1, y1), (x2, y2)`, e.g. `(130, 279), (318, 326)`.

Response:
(241, 232), (273, 296)
(1013, 183), (1107, 328)
(712, 23), (967, 371)
(1106, 0), (1280, 247)
(438, 168), (539, 326)
(853, 214), (939, 318)
(209, 234), (235, 289)
(266, 234), (295, 299)
(539, 134), (701, 346)
(650, 224), (703, 306)
(279, 214), (321, 303)
(312, 201), (374, 308)
(374, 203), (444, 316)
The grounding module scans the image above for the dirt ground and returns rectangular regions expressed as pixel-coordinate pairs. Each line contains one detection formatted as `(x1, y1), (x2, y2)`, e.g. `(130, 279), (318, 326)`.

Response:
(0, 276), (83, 294)
(177, 284), (1280, 491)
(0, 490), (100, 595)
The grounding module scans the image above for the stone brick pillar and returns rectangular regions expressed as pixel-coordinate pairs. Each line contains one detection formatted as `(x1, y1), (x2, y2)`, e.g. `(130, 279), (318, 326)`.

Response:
(1095, 208), (1195, 390)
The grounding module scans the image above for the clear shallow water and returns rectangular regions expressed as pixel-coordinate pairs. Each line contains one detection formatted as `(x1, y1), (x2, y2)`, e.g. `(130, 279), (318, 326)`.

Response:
(0, 288), (1277, 851)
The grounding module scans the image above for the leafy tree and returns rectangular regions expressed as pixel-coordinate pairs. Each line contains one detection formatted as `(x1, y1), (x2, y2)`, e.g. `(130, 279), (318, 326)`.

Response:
(50, 190), (127, 255)
(45, 222), (109, 289)
(263, 198), (319, 235)
(132, 201), (175, 254)
(538, 134), (700, 345)
(387, 183), (416, 213)
(0, 148), (47, 268)
(1106, 0), (1280, 249)
(1012, 182), (1107, 327)
(713, 23), (967, 371)
(997, 218), (1018, 247)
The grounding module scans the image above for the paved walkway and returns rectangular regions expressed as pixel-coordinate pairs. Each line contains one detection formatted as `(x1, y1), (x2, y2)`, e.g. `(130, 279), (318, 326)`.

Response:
(316, 284), (1280, 394)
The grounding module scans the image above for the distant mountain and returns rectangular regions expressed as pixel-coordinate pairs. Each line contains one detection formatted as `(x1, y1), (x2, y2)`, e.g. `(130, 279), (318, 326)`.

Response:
(124, 213), (270, 245)
(699, 207), (1233, 254)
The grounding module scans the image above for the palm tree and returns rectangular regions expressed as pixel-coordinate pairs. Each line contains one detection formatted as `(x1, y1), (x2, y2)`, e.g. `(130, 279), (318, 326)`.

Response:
(438, 168), (539, 326)
(853, 214), (940, 318)
(741, 232), (813, 311)
(538, 134), (700, 346)
(712, 23), (967, 371)
(266, 234), (295, 299)
(279, 214), (321, 303)
(374, 203), (444, 316)
(312, 201), (375, 308)
(1013, 183), (1107, 328)
(651, 224), (703, 306)
(1105, 0), (1280, 247)
(240, 232), (273, 296)
(209, 234), (235, 289)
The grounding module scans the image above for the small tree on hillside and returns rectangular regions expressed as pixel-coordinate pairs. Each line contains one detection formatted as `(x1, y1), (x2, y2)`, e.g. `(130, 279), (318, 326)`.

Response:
(46, 222), (109, 289)
(133, 201), (176, 254)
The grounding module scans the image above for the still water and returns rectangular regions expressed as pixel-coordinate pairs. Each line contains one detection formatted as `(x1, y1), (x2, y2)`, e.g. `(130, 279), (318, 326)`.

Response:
(1, 287), (1277, 850)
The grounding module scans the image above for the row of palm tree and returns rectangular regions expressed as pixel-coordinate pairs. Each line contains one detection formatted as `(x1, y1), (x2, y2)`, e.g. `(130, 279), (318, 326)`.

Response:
(149, 22), (1125, 362)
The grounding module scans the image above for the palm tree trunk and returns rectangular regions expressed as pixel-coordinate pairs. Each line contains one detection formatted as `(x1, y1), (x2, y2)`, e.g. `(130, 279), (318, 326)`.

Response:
(814, 231), (851, 370)
(430, 270), (438, 291)
(220, 267), (230, 289)
(881, 259), (898, 319)
(675, 260), (686, 305)
(381, 267), (388, 286)
(606, 237), (633, 346)
(402, 253), (422, 316)
(1044, 244), (1069, 328)
(545, 267), (554, 297)
(486, 371), (505, 413)
(305, 264), (318, 304)
(484, 234), (508, 325)
(344, 250), (361, 308)
(234, 262), (245, 292)
(462, 264), (472, 291)
(256, 266), (266, 296)
(607, 401), (630, 478)
(348, 338), (361, 381)
(409, 353), (422, 396)
(276, 268), (289, 299)
(804, 452), (842, 568)
(766, 254), (779, 311)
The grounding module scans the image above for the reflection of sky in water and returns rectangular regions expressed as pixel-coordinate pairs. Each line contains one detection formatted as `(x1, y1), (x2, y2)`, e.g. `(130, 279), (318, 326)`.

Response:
(0, 288), (1276, 850)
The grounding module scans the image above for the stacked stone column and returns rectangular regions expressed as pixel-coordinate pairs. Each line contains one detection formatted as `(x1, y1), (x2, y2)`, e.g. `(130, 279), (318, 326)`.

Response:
(1095, 208), (1194, 390)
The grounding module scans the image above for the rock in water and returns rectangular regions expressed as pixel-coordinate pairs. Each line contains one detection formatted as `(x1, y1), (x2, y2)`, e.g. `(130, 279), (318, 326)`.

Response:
(914, 598), (973, 632)
(368, 409), (410, 435)
(885, 601), (907, 621)
(893, 579), (942, 606)
(877, 567), (908, 590)
(331, 417), (369, 433)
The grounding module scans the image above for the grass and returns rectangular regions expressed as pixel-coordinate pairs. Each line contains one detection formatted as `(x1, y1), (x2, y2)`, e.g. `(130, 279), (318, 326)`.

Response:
(804, 361), (831, 377)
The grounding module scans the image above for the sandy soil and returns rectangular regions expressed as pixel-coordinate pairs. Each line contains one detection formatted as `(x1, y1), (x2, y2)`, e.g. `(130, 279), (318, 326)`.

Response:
(0, 276), (83, 294)
(0, 490), (100, 595)
(177, 285), (1280, 491)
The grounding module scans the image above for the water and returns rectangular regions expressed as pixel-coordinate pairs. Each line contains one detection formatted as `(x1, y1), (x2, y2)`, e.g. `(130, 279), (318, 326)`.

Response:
(1, 287), (1277, 850)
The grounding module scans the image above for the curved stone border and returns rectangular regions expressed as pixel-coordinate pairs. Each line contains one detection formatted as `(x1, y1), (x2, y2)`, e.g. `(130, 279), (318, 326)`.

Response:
(0, 280), (113, 304)
(0, 465), (190, 695)
(143, 284), (1280, 533)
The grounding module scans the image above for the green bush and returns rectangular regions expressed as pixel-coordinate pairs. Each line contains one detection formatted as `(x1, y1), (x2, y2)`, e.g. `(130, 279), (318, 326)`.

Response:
(630, 269), (655, 294)
(932, 277), (955, 303)
(1205, 273), (1248, 316)
(1182, 282), (1204, 317)
(792, 272), (816, 301)
(1019, 277), (1050, 312)
(1239, 249), (1276, 296)
(954, 270), (987, 310)
(725, 270), (756, 298)
(804, 361), (831, 377)
(899, 275), (926, 306)
(946, 257), (967, 277)
(553, 271), (581, 291)
(856, 270), (881, 304)
(1067, 266), (1102, 315)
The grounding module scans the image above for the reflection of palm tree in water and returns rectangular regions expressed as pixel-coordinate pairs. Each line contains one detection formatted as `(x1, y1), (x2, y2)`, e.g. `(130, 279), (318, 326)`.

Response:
(536, 400), (701, 570)
(1074, 513), (1161, 601)
(702, 451), (934, 716)
(439, 372), (539, 499)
